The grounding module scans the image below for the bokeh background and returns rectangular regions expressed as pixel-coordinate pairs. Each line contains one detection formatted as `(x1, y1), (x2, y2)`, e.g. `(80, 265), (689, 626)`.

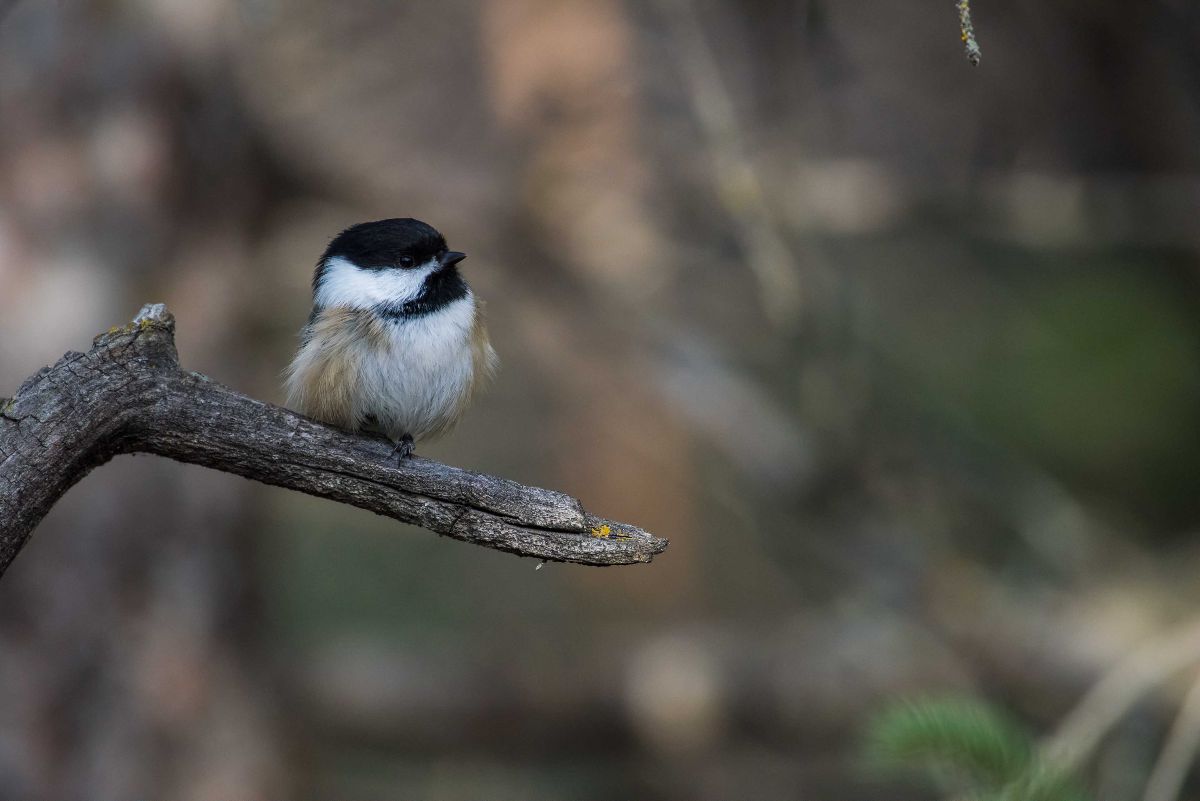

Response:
(1, 1), (1199, 799)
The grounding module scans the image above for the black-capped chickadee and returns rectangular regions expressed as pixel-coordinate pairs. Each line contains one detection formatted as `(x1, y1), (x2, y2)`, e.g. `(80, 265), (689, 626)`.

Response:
(286, 218), (498, 460)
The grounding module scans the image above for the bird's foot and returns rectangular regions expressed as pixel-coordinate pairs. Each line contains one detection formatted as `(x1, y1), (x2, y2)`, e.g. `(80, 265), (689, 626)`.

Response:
(391, 434), (415, 463)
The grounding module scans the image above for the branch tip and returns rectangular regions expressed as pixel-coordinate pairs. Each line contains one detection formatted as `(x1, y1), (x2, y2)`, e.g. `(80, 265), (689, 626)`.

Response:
(133, 302), (173, 327)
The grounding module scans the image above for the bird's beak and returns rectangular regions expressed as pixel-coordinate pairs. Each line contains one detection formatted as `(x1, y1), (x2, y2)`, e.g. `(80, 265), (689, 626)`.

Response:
(442, 251), (467, 267)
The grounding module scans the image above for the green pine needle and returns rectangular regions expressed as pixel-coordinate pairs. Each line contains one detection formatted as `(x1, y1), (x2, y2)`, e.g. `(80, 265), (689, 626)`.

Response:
(866, 697), (1091, 801)
(867, 697), (1032, 791)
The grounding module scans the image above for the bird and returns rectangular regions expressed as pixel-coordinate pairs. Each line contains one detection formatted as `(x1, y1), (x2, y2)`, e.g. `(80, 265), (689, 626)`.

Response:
(285, 218), (498, 461)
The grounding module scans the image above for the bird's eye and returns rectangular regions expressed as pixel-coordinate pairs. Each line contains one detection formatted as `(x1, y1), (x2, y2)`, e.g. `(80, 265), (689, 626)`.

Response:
(398, 255), (415, 269)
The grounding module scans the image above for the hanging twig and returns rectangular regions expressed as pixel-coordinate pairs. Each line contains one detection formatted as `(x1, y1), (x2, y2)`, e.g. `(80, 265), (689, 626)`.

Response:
(957, 0), (982, 66)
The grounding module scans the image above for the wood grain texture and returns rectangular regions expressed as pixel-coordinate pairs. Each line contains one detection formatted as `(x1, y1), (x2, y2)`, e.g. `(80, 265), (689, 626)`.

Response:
(0, 304), (667, 574)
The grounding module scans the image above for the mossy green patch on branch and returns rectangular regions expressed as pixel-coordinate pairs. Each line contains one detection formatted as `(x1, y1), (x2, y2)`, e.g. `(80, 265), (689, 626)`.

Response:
(94, 317), (165, 348)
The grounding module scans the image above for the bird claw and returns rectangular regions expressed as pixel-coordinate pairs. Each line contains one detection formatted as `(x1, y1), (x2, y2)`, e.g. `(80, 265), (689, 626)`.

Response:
(391, 434), (415, 463)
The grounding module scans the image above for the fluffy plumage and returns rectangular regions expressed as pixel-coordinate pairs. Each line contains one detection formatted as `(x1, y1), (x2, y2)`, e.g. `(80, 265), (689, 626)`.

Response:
(286, 219), (497, 447)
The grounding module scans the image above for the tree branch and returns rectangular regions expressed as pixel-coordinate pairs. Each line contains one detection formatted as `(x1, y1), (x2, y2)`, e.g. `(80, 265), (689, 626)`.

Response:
(0, 304), (667, 574)
(1143, 668), (1200, 801)
(1044, 617), (1200, 772)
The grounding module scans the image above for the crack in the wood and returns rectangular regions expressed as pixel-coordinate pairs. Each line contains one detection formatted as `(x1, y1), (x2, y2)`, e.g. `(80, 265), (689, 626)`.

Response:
(288, 456), (583, 532)
(14, 366), (53, 398)
(0, 410), (26, 426)
(447, 507), (468, 537)
(301, 461), (563, 533)
(233, 455), (622, 556)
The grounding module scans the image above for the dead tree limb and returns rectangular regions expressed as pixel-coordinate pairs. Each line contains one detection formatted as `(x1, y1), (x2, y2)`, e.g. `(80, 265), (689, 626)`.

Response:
(0, 304), (667, 575)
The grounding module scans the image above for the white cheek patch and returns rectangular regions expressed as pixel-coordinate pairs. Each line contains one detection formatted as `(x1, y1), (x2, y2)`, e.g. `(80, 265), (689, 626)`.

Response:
(315, 255), (438, 309)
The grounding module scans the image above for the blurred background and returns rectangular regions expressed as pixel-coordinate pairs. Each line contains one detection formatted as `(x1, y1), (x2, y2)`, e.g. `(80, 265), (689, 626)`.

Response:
(1, 1), (1199, 799)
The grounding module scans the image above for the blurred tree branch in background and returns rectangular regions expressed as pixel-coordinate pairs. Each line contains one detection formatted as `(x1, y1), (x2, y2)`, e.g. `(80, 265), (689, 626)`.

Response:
(0, 304), (666, 575)
(869, 615), (1200, 801)
(654, 0), (804, 328)
(1144, 671), (1200, 801)
(1046, 618), (1200, 775)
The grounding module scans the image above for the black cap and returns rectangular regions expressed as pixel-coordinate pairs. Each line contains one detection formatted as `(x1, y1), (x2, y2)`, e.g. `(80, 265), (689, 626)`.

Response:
(323, 218), (449, 270)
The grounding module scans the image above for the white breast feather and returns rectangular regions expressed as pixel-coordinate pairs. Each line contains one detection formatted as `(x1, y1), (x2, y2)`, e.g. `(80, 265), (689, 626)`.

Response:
(359, 293), (478, 441)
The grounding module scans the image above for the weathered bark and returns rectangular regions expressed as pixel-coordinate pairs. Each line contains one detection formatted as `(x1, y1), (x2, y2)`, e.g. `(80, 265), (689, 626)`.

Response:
(0, 304), (667, 574)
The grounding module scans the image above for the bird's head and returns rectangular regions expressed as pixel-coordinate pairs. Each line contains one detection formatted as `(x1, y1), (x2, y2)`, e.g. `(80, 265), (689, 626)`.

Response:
(312, 218), (467, 309)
